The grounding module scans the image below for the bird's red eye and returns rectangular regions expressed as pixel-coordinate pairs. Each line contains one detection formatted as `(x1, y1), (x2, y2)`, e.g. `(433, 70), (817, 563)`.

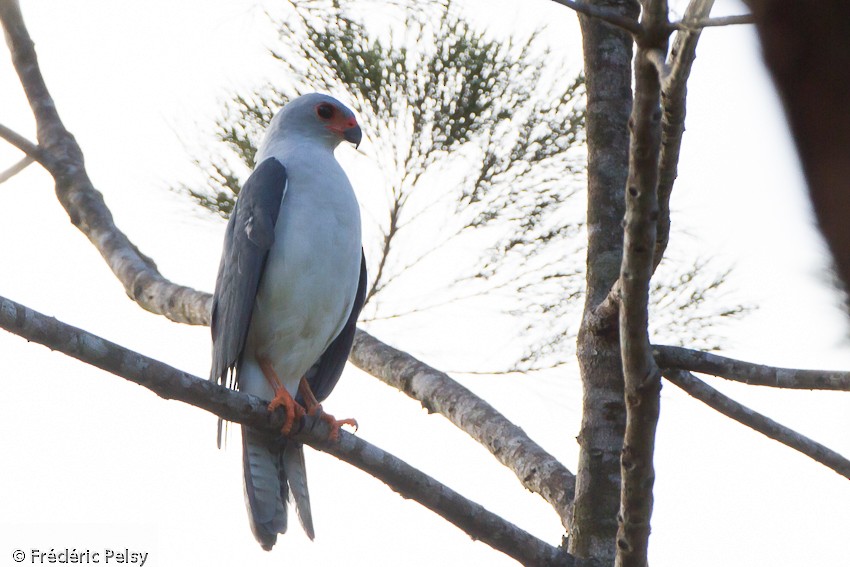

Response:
(316, 104), (335, 120)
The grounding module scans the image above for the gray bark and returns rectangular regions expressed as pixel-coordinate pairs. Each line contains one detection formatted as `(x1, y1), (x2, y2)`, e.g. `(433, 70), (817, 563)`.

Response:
(570, 0), (639, 562)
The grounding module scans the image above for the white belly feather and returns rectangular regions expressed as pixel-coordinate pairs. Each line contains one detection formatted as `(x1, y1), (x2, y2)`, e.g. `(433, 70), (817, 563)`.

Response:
(240, 143), (361, 400)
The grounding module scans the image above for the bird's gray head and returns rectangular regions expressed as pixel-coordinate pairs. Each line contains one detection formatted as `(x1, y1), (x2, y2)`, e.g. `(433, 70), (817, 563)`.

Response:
(267, 93), (362, 149)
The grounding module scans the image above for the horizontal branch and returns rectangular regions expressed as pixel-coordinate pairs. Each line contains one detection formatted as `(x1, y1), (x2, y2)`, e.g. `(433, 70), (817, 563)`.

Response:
(654, 345), (850, 391)
(0, 294), (571, 567)
(551, 0), (644, 36)
(671, 14), (754, 31)
(351, 329), (576, 528)
(662, 369), (850, 479)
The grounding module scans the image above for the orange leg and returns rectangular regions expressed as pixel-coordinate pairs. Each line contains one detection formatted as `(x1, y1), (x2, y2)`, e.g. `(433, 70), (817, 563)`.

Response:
(298, 377), (358, 442)
(259, 357), (306, 436)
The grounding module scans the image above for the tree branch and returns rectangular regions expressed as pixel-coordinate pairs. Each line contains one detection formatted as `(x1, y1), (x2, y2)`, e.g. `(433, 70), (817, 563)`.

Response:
(0, 1), (211, 326)
(0, 123), (47, 165)
(662, 369), (850, 479)
(654, 345), (850, 391)
(0, 294), (571, 567)
(551, 0), (644, 36)
(671, 14), (754, 31)
(614, 2), (668, 565)
(350, 329), (576, 528)
(0, 154), (34, 184)
(571, 0), (639, 560)
(654, 0), (715, 269)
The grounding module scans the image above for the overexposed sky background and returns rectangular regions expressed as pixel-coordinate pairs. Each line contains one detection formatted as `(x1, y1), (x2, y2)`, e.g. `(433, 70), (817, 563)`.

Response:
(1, 1), (849, 566)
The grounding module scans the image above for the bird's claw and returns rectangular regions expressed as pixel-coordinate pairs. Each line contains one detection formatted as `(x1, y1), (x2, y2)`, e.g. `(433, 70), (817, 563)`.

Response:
(307, 403), (357, 441)
(267, 389), (306, 436)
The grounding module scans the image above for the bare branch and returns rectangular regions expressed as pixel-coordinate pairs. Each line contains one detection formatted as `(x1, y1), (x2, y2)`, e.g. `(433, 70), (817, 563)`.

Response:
(615, 2), (669, 565)
(0, 123), (46, 164)
(0, 1), (211, 326)
(662, 369), (850, 479)
(671, 14), (754, 31)
(0, 294), (571, 567)
(551, 0), (644, 36)
(350, 329), (576, 528)
(654, 0), (715, 269)
(0, 154), (34, 184)
(654, 345), (850, 391)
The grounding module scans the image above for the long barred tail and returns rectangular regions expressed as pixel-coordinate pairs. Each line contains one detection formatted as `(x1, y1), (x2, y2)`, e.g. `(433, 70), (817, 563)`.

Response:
(241, 427), (314, 550)
(242, 427), (287, 550)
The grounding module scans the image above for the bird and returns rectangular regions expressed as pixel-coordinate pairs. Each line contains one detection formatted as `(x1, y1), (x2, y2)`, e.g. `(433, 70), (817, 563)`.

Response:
(209, 93), (367, 550)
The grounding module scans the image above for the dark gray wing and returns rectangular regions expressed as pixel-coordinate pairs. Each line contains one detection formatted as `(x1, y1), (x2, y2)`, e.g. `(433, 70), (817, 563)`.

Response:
(210, 158), (287, 389)
(300, 250), (367, 403)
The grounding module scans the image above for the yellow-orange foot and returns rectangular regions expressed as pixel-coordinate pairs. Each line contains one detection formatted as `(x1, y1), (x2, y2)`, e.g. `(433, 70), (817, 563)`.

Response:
(315, 409), (358, 442)
(298, 377), (358, 442)
(267, 387), (306, 436)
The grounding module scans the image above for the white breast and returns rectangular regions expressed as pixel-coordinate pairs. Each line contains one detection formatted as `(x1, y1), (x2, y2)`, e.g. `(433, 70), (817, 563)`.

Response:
(241, 141), (362, 399)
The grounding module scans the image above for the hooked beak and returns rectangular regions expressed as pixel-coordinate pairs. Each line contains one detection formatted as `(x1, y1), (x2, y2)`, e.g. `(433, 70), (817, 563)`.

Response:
(344, 123), (362, 149)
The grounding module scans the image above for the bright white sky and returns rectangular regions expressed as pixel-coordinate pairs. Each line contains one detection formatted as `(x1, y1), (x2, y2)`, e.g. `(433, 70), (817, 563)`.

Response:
(1, 1), (849, 566)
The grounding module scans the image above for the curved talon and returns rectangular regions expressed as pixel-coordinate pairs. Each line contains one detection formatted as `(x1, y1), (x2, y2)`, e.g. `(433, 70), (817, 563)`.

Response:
(267, 389), (306, 436)
(297, 376), (357, 441)
(320, 413), (358, 442)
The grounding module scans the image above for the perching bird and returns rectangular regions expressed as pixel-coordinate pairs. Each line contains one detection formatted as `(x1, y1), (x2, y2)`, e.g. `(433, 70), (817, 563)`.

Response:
(209, 93), (366, 550)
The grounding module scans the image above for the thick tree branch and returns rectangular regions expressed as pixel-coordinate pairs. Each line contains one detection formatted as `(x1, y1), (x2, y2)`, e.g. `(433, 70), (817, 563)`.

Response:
(0, 294), (571, 567)
(614, 2), (668, 565)
(551, 0), (644, 36)
(571, 0), (639, 561)
(662, 369), (850, 479)
(0, 1), (211, 326)
(654, 345), (850, 391)
(350, 329), (576, 528)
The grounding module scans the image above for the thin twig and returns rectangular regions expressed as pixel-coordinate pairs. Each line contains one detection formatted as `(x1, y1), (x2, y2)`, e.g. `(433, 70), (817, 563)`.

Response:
(0, 123), (46, 164)
(0, 154), (34, 184)
(551, 0), (644, 36)
(654, 345), (850, 391)
(0, 294), (571, 567)
(671, 14), (754, 31)
(663, 369), (850, 479)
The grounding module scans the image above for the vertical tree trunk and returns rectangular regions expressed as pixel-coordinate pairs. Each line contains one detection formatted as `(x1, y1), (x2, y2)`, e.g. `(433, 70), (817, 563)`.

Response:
(569, 1), (639, 562)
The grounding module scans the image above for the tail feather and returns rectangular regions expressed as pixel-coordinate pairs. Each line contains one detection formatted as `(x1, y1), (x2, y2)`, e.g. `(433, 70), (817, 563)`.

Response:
(242, 427), (287, 550)
(283, 442), (314, 539)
